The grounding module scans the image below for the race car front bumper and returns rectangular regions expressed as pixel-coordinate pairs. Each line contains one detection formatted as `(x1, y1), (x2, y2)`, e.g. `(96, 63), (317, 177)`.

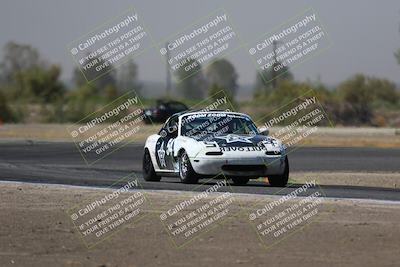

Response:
(190, 155), (286, 177)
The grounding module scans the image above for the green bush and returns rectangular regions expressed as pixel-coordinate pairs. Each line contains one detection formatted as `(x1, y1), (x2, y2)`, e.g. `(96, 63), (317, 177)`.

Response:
(0, 90), (15, 123)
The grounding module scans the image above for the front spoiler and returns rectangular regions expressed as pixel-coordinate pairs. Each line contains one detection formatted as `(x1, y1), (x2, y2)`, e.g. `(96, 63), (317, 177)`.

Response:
(190, 155), (286, 177)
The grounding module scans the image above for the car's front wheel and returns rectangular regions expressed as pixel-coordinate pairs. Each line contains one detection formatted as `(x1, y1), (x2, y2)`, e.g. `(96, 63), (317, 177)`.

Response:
(178, 151), (199, 184)
(142, 149), (161, 181)
(268, 156), (289, 187)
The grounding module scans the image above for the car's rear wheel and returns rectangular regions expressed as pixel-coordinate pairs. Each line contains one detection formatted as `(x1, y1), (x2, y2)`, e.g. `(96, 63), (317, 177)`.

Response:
(142, 149), (161, 181)
(179, 151), (199, 184)
(268, 156), (289, 187)
(231, 177), (250, 185)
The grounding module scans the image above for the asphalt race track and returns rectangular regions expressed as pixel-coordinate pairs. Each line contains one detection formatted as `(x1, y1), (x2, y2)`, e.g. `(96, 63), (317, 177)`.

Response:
(0, 141), (399, 201)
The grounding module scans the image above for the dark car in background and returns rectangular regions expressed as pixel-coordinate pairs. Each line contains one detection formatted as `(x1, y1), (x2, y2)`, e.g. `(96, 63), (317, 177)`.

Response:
(143, 100), (188, 124)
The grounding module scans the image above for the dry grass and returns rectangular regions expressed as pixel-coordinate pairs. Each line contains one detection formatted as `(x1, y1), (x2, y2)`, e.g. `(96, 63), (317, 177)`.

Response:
(0, 123), (399, 148)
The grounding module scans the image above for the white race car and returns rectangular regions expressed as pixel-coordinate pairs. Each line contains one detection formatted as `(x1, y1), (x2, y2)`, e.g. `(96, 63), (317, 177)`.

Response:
(142, 110), (289, 186)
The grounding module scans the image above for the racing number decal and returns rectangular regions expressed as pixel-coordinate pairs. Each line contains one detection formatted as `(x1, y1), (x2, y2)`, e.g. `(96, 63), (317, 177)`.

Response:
(155, 136), (175, 170)
(155, 139), (167, 168)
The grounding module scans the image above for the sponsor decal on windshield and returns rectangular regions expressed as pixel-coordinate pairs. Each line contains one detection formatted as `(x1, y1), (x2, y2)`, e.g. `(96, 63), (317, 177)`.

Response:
(183, 112), (248, 122)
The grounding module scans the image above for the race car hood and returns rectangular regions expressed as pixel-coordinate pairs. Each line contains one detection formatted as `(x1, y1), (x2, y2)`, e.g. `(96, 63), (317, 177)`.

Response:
(194, 133), (282, 150)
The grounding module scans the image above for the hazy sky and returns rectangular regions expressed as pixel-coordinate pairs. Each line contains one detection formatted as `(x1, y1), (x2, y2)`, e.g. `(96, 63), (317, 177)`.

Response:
(1, 0), (400, 87)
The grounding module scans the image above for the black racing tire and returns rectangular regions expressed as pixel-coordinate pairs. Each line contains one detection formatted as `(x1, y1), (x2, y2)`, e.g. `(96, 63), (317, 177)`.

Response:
(231, 177), (250, 185)
(142, 149), (161, 181)
(178, 151), (199, 184)
(268, 156), (289, 187)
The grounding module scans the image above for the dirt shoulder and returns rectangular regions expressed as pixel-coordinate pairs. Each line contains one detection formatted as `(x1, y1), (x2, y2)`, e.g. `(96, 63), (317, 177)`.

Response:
(0, 124), (399, 148)
(288, 171), (400, 189)
(0, 182), (399, 267)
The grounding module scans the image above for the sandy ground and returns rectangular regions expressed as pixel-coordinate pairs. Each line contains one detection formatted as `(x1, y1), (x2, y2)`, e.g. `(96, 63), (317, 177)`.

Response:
(288, 171), (400, 189)
(0, 124), (399, 148)
(0, 182), (399, 267)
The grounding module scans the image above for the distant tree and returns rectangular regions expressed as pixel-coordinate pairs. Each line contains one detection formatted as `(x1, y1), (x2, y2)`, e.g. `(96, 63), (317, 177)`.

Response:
(205, 58), (238, 98)
(0, 42), (65, 103)
(72, 54), (116, 92)
(64, 83), (100, 122)
(0, 90), (14, 122)
(264, 80), (312, 105)
(208, 83), (235, 109)
(253, 64), (293, 98)
(104, 84), (119, 101)
(0, 42), (42, 83)
(14, 65), (65, 103)
(174, 58), (206, 99)
(337, 74), (373, 124)
(67, 56), (121, 122)
(72, 67), (87, 87)
(116, 59), (141, 94)
(368, 77), (399, 106)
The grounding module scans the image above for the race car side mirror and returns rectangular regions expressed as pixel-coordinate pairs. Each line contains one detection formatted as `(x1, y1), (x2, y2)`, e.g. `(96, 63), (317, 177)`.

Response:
(258, 127), (269, 136)
(168, 125), (178, 134)
(161, 124), (177, 138)
(160, 126), (177, 138)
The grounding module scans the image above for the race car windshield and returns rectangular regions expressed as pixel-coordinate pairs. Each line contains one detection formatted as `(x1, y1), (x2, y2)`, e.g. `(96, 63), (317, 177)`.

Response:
(181, 114), (258, 138)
